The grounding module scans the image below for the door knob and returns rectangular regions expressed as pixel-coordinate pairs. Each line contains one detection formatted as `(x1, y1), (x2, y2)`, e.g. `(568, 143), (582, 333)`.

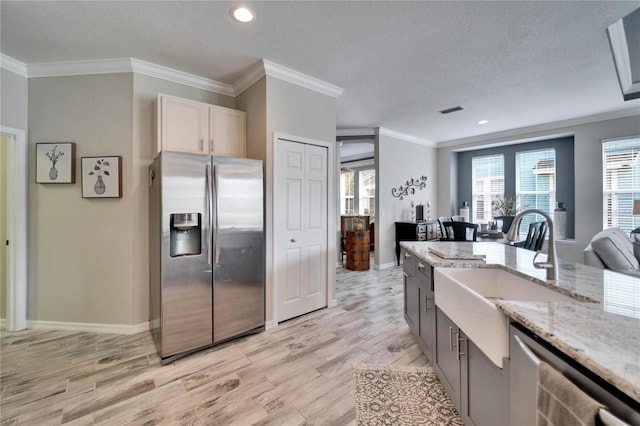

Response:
(290, 238), (297, 243)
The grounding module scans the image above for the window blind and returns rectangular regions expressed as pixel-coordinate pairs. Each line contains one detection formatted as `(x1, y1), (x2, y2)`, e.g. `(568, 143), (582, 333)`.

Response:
(472, 155), (504, 223)
(516, 149), (556, 234)
(602, 138), (640, 232)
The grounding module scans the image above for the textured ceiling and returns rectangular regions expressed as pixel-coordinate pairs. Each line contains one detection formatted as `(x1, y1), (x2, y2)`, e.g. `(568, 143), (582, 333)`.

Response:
(2, 1), (639, 144)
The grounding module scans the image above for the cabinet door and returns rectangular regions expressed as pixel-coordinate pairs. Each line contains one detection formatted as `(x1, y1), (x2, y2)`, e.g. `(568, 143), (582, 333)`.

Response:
(461, 336), (507, 426)
(403, 253), (419, 333)
(158, 94), (208, 154)
(209, 105), (246, 157)
(417, 264), (435, 362)
(434, 308), (461, 410)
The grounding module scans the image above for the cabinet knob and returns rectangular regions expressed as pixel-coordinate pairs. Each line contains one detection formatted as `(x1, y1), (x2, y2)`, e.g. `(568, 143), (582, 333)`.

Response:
(290, 238), (297, 243)
(418, 262), (425, 270)
(404, 252), (411, 259)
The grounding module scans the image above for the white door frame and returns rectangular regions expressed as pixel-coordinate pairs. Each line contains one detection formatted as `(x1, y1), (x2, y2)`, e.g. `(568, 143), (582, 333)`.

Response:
(1, 126), (28, 331)
(270, 132), (337, 327)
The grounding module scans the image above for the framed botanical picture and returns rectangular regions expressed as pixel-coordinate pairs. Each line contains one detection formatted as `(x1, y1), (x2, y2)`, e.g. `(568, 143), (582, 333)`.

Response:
(36, 143), (76, 183)
(81, 156), (122, 198)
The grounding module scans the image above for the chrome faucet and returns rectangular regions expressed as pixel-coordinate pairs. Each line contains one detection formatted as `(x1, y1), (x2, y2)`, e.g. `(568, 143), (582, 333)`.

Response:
(506, 208), (558, 281)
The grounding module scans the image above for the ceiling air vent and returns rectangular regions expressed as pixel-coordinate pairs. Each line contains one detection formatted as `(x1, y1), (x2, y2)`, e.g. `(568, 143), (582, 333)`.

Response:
(439, 106), (464, 114)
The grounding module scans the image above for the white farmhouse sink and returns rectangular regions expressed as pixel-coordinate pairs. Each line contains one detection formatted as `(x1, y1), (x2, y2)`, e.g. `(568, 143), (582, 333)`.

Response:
(434, 267), (577, 369)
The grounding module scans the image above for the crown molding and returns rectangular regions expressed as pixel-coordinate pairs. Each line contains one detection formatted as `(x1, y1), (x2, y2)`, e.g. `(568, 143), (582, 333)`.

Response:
(262, 59), (344, 98)
(0, 53), (342, 99)
(438, 106), (640, 149)
(0, 54), (28, 77)
(233, 59), (344, 98)
(0, 54), (234, 96)
(27, 58), (133, 77)
(377, 127), (436, 147)
(233, 60), (267, 96)
(130, 58), (234, 96)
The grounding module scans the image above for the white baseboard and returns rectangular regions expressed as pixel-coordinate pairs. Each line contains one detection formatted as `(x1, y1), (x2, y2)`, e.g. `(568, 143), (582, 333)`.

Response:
(0, 318), (5, 330)
(374, 261), (397, 270)
(27, 320), (151, 335)
(327, 298), (338, 308)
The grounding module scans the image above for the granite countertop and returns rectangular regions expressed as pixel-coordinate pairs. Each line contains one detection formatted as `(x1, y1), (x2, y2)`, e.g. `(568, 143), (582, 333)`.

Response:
(400, 240), (640, 404)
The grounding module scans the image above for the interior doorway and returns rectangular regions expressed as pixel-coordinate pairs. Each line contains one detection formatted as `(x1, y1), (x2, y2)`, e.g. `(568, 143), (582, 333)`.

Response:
(337, 135), (376, 265)
(1, 126), (28, 331)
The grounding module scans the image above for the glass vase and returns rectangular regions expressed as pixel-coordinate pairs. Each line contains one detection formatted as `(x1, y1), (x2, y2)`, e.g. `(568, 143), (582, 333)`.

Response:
(94, 175), (106, 195)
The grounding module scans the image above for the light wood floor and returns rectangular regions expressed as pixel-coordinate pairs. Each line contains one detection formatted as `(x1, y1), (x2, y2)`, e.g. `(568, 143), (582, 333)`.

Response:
(0, 265), (428, 425)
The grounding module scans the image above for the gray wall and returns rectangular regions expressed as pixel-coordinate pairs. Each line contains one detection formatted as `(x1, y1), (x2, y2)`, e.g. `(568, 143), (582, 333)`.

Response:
(455, 136), (575, 238)
(376, 132), (437, 268)
(1, 69), (28, 130)
(6, 64), (334, 328)
(264, 75), (338, 322)
(24, 72), (237, 327)
(28, 74), (136, 324)
(236, 76), (267, 161)
(437, 114), (640, 263)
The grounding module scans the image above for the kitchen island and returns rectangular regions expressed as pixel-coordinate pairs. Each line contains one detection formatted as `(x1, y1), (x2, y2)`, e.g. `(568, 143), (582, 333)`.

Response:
(400, 240), (640, 424)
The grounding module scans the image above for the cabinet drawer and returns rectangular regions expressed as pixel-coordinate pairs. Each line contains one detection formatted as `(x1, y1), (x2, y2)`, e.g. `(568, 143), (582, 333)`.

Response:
(416, 260), (432, 289)
(402, 249), (416, 276)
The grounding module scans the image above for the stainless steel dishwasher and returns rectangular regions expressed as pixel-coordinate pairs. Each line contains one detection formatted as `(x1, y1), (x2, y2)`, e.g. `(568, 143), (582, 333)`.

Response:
(509, 324), (638, 425)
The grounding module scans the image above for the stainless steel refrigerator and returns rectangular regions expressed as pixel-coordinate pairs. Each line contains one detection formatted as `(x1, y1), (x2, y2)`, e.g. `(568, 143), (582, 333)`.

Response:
(149, 151), (264, 363)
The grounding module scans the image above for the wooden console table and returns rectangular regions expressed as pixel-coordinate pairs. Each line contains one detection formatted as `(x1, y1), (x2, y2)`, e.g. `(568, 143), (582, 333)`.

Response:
(345, 230), (370, 271)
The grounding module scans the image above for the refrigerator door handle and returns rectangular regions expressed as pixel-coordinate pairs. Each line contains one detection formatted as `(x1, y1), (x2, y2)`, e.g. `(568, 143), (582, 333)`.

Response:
(206, 163), (213, 265)
(213, 164), (220, 265)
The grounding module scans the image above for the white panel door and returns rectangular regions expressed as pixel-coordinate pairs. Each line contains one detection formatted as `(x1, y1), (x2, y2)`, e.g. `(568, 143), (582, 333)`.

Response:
(276, 139), (328, 321)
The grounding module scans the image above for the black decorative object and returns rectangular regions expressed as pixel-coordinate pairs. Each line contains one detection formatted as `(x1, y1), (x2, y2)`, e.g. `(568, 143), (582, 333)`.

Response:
(391, 176), (428, 200)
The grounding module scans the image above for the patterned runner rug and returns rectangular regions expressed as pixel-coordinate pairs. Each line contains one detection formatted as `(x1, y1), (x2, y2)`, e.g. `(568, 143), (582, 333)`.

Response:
(353, 363), (463, 425)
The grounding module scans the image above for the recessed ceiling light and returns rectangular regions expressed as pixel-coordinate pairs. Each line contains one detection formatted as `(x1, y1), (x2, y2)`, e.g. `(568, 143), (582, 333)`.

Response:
(477, 120), (489, 125)
(231, 6), (255, 23)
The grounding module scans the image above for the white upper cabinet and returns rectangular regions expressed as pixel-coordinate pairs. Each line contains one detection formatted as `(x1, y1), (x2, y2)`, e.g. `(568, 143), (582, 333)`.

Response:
(209, 104), (246, 158)
(157, 94), (246, 157)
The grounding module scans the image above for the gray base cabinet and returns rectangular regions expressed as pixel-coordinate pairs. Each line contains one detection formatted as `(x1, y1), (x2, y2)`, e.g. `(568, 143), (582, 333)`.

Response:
(434, 308), (462, 408)
(433, 307), (508, 426)
(402, 250), (436, 363)
(402, 251), (419, 332)
(462, 336), (508, 425)
(402, 256), (508, 425)
(417, 263), (435, 362)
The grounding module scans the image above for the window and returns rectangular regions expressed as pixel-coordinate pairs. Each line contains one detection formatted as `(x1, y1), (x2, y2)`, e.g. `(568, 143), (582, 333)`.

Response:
(603, 137), (640, 232)
(472, 155), (504, 223)
(340, 171), (355, 215)
(341, 168), (376, 217)
(516, 149), (556, 234)
(358, 169), (376, 216)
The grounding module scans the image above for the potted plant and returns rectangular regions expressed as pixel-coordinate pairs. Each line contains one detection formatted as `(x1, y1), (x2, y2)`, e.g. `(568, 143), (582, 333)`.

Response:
(492, 195), (519, 233)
